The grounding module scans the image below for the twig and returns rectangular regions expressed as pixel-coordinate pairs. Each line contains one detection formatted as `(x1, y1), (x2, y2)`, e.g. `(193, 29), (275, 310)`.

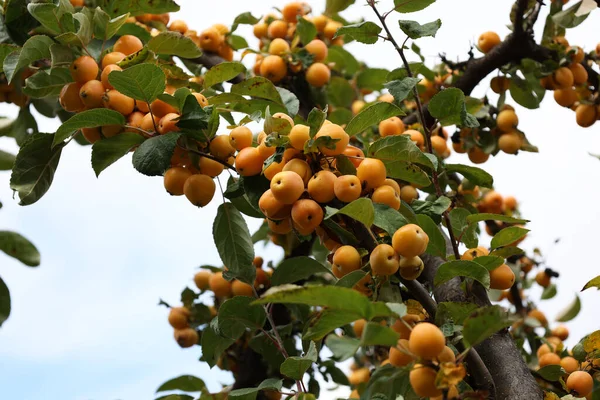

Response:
(182, 145), (237, 170)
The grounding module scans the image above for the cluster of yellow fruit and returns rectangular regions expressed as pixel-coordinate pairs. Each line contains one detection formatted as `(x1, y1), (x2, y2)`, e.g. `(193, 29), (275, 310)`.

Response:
(542, 37), (599, 128)
(252, 2), (335, 87)
(461, 246), (517, 290)
(166, 19), (235, 61)
(535, 329), (597, 399)
(379, 117), (453, 160)
(350, 319), (463, 399)
(192, 257), (271, 299)
(167, 306), (199, 349)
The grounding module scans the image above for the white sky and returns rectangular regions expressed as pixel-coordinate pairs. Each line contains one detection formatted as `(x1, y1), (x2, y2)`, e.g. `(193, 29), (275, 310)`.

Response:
(1, 1), (599, 399)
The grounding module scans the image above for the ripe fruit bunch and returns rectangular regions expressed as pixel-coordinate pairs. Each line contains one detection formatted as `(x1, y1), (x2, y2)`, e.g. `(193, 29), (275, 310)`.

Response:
(252, 2), (336, 87)
(461, 246), (516, 290)
(540, 36), (600, 128)
(167, 19), (235, 62)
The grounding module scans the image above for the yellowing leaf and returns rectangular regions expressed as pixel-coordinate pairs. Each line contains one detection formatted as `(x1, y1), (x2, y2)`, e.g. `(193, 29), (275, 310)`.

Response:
(582, 275), (600, 292)
(583, 330), (600, 353)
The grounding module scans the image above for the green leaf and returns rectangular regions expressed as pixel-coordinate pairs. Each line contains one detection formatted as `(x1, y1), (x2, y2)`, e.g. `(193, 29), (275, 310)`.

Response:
(218, 296), (266, 339)
(472, 256), (505, 271)
(466, 213), (529, 225)
(3, 35), (54, 84)
(429, 87), (475, 127)
(155, 394), (194, 400)
(54, 109), (126, 146)
(0, 231), (40, 267)
(200, 321), (235, 368)
(325, 334), (360, 361)
(412, 196), (452, 221)
(0, 277), (10, 327)
(203, 62), (246, 89)
(552, 1), (590, 28)
(334, 22), (381, 44)
(49, 43), (74, 68)
(231, 12), (260, 32)
(227, 34), (249, 50)
(276, 87), (299, 116)
(509, 77), (544, 110)
(307, 107), (327, 138)
(384, 77), (420, 103)
(229, 379), (283, 400)
(435, 302), (479, 325)
(416, 214), (446, 259)
(297, 17), (317, 45)
(271, 257), (334, 286)
(93, 8), (129, 41)
(361, 322), (400, 346)
(147, 31), (202, 58)
(213, 203), (256, 285)
(335, 270), (367, 288)
(462, 305), (513, 347)
(434, 260), (490, 288)
(255, 285), (394, 320)
(448, 207), (478, 249)
(116, 22), (152, 42)
(231, 77), (281, 103)
(0, 44), (20, 72)
(373, 203), (408, 236)
(326, 198), (374, 227)
(582, 275), (600, 292)
(108, 63), (166, 102)
(357, 68), (389, 91)
(132, 132), (181, 176)
(335, 154), (356, 175)
(398, 19), (442, 39)
(156, 375), (206, 393)
(556, 294), (581, 322)
(0, 149), (16, 170)
(326, 0), (355, 13)
(91, 133), (145, 177)
(490, 246), (525, 258)
(367, 134), (432, 186)
(27, 2), (66, 35)
(326, 76), (355, 108)
(55, 12), (93, 47)
(541, 284), (557, 300)
(280, 341), (318, 380)
(325, 45), (359, 75)
(304, 309), (360, 341)
(394, 0), (436, 13)
(536, 365), (566, 382)
(445, 164), (493, 188)
(490, 226), (529, 250)
(177, 99), (214, 143)
(98, 0), (179, 17)
(10, 133), (64, 206)
(23, 68), (72, 98)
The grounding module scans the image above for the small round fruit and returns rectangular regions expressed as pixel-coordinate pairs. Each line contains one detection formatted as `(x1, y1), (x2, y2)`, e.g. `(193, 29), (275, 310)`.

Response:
(209, 272), (232, 297)
(268, 218), (292, 234)
(408, 322), (446, 360)
(383, 179), (401, 195)
(209, 135), (236, 160)
(552, 325), (569, 341)
(305, 39), (328, 62)
(570, 63), (588, 85)
(348, 367), (370, 386)
(353, 319), (366, 337)
(527, 309), (548, 326)
(253, 22), (268, 39)
(332, 245), (362, 278)
(60, 82), (84, 112)
(101, 52), (126, 69)
(259, 189), (292, 220)
(102, 89), (135, 115)
(308, 170), (336, 203)
(174, 328), (199, 348)
(438, 346), (456, 363)
(372, 185), (401, 210)
(392, 314), (421, 340)
(260, 55), (287, 83)
(462, 247), (488, 261)
(496, 109), (518, 132)
(392, 224), (429, 258)
(379, 117), (405, 137)
(282, 158), (311, 186)
(306, 62), (331, 87)
(70, 56), (99, 83)
(315, 123), (349, 156)
(334, 175), (361, 203)
(491, 76), (510, 93)
(271, 171), (305, 205)
(114, 35), (143, 55)
(398, 256), (424, 280)
(370, 244), (399, 276)
(289, 124), (310, 150)
(389, 339), (414, 367)
(498, 132), (522, 154)
(535, 271), (551, 288)
(409, 364), (442, 398)
(236, 147), (263, 176)
(268, 38), (290, 55)
(183, 174), (216, 207)
(554, 88), (578, 107)
(324, 20), (342, 40)
(567, 371), (594, 397)
(282, 2), (307, 22)
(158, 113), (180, 134)
(404, 129), (425, 148)
(343, 145), (365, 168)
(431, 135), (448, 156)
(575, 104), (597, 128)
(169, 19), (189, 34)
(164, 167), (192, 196)
(357, 158), (386, 190)
(194, 270), (212, 290)
(101, 65), (122, 90)
(168, 307), (190, 329)
(78, 79), (105, 108)
(228, 126), (253, 151)
(400, 185), (418, 203)
(193, 92), (209, 107)
(489, 264), (515, 290)
(560, 356), (580, 374)
(81, 127), (101, 144)
(468, 147), (490, 164)
(539, 352), (561, 368)
(268, 20), (288, 39)
(553, 67), (575, 89)
(291, 198), (323, 235)
(264, 160), (284, 181)
(478, 31), (501, 54)
(231, 280), (254, 297)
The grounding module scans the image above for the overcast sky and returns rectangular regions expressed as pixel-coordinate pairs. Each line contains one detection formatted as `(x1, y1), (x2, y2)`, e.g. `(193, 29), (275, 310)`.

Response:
(1, 1), (599, 399)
